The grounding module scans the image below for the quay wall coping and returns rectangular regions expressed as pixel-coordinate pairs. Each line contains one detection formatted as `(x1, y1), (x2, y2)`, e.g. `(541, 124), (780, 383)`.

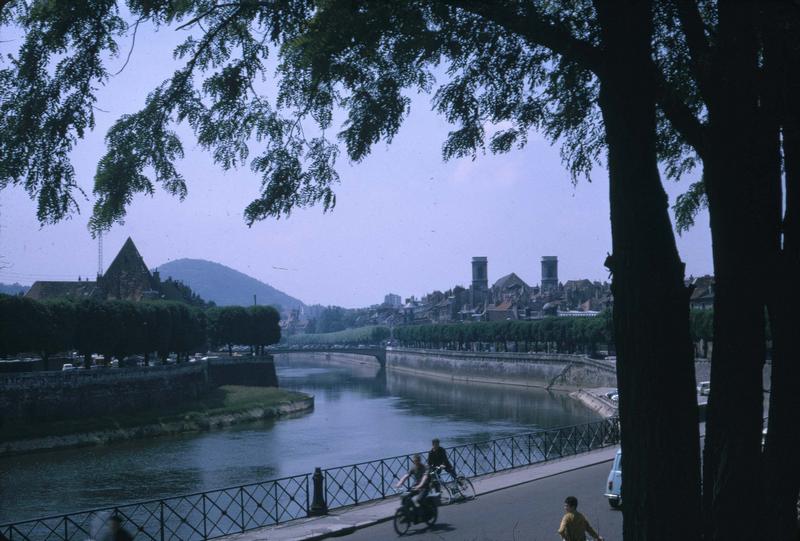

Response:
(388, 347), (617, 373)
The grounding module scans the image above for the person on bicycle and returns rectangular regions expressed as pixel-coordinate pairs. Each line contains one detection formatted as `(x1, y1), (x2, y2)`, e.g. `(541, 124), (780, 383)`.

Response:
(428, 438), (455, 478)
(395, 454), (430, 509)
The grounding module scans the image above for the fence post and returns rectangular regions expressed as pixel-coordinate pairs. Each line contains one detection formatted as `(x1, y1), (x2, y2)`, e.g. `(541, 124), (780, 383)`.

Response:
(353, 465), (359, 505)
(240, 487), (246, 532)
(527, 433), (532, 464)
(380, 461), (386, 499)
(492, 441), (497, 472)
(511, 438), (515, 468)
(309, 468), (328, 516)
(473, 444), (477, 476)
(160, 501), (165, 541)
(202, 495), (208, 540)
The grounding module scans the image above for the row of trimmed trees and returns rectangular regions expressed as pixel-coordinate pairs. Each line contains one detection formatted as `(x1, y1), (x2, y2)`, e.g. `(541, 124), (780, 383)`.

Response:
(394, 315), (613, 355)
(394, 310), (728, 356)
(284, 325), (390, 345)
(0, 295), (280, 365)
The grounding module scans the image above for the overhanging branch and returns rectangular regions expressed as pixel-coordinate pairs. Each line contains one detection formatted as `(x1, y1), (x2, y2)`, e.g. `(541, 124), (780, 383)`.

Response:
(655, 68), (707, 158)
(672, 0), (714, 104)
(442, 0), (603, 75)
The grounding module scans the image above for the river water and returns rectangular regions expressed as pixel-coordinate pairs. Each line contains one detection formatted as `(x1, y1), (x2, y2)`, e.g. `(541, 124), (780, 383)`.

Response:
(0, 356), (599, 523)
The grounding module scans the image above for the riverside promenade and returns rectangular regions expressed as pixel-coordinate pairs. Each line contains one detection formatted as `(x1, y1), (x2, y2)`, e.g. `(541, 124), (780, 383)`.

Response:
(221, 446), (620, 541)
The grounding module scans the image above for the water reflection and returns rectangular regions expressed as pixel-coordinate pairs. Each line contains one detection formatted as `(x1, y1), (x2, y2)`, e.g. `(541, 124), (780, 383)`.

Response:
(386, 370), (598, 441)
(0, 355), (597, 523)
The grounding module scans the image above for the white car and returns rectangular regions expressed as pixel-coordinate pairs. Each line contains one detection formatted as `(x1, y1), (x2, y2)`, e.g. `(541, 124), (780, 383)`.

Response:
(697, 381), (711, 396)
(61, 363), (76, 371)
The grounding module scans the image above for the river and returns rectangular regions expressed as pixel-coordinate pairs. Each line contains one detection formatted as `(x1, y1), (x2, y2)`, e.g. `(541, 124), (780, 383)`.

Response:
(0, 355), (599, 523)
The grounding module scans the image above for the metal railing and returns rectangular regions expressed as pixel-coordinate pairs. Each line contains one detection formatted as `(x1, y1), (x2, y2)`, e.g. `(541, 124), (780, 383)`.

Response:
(0, 418), (619, 541)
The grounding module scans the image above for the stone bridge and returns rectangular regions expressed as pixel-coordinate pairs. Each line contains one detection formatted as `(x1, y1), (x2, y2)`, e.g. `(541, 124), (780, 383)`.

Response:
(269, 347), (387, 367)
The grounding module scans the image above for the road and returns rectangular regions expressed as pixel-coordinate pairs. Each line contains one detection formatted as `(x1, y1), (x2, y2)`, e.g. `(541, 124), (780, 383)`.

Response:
(342, 460), (620, 541)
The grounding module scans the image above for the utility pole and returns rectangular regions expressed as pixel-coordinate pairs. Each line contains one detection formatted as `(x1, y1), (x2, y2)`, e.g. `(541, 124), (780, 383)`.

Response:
(253, 294), (257, 306)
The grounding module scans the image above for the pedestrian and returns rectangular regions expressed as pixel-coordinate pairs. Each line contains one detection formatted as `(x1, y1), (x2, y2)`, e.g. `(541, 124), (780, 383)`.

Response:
(107, 515), (133, 541)
(427, 438), (455, 477)
(558, 496), (604, 541)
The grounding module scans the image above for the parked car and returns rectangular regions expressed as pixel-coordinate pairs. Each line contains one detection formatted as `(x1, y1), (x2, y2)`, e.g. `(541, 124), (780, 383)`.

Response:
(697, 381), (711, 396)
(609, 393), (619, 402)
(61, 363), (76, 371)
(604, 389), (618, 400)
(110, 360), (119, 368)
(605, 449), (623, 508)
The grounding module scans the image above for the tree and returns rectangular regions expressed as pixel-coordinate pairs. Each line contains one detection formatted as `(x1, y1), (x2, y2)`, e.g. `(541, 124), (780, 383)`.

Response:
(41, 300), (77, 362)
(649, 4), (800, 537)
(10, 2), (793, 538)
(0, 294), (50, 356)
(248, 305), (281, 354)
(213, 305), (249, 355)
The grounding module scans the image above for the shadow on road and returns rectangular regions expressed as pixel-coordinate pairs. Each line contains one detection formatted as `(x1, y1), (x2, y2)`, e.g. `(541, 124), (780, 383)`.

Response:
(403, 522), (456, 536)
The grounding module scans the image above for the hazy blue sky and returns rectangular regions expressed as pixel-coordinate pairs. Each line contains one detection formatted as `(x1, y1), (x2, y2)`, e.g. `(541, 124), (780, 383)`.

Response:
(0, 19), (713, 308)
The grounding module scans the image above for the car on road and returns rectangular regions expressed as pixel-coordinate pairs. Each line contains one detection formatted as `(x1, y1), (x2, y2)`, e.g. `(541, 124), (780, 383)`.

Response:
(697, 381), (711, 396)
(605, 449), (622, 508)
(61, 363), (76, 371)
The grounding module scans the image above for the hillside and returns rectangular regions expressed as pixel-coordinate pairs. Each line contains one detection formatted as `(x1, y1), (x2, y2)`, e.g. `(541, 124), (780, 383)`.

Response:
(156, 259), (304, 309)
(0, 283), (28, 296)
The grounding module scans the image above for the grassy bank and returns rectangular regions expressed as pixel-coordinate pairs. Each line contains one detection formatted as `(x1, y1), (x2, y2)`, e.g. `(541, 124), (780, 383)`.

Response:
(1, 386), (311, 443)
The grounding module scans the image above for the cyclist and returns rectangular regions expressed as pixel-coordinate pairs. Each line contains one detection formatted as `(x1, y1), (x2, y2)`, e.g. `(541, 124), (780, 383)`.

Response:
(428, 438), (455, 478)
(395, 454), (431, 510)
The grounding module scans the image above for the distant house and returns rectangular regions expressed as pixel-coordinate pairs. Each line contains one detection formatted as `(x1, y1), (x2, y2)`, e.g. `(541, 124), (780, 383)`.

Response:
(486, 300), (518, 321)
(26, 237), (201, 304)
(689, 275), (714, 310)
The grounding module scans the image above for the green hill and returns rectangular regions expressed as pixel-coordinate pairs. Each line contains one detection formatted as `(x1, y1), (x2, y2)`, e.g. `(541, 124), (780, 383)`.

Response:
(156, 259), (304, 310)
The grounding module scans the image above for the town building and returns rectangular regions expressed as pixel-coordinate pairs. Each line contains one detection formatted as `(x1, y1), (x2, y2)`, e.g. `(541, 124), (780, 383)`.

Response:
(383, 293), (402, 308)
(540, 256), (559, 293)
(25, 237), (203, 304)
(689, 275), (714, 310)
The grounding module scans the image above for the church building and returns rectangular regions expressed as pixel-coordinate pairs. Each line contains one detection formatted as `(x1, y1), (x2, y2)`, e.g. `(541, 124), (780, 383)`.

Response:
(25, 237), (198, 304)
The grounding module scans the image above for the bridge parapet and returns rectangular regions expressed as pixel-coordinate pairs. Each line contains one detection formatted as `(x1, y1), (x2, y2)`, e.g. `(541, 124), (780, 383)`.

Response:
(270, 347), (386, 367)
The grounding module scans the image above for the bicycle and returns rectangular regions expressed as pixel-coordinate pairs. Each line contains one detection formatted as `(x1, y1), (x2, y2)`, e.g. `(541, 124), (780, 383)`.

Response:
(391, 486), (439, 536)
(428, 465), (476, 505)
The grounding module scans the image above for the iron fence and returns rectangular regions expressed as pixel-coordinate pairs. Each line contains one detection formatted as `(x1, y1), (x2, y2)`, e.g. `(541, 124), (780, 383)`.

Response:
(0, 418), (619, 541)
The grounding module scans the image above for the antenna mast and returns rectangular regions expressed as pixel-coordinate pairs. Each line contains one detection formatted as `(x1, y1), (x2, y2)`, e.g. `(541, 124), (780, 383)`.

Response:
(97, 231), (104, 277)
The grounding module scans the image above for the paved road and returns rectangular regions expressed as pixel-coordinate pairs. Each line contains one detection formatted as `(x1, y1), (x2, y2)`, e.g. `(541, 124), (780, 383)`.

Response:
(342, 461), (620, 541)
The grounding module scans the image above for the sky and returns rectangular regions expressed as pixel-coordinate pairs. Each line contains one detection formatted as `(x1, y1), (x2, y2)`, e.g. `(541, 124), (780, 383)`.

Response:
(0, 18), (713, 309)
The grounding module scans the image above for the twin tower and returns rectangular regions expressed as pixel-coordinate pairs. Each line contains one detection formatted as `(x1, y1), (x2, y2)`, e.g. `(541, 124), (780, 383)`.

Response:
(470, 256), (559, 307)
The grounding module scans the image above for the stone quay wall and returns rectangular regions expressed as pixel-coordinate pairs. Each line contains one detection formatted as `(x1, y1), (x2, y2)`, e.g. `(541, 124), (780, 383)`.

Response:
(0, 356), (278, 424)
(386, 348), (618, 390)
(272, 351), (382, 368)
(207, 356), (279, 387)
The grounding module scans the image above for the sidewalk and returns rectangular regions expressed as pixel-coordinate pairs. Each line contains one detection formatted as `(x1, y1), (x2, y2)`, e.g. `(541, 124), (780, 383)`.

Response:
(222, 446), (618, 541)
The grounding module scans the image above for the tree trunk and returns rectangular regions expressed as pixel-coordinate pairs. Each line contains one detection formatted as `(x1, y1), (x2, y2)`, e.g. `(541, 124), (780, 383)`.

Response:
(701, 4), (776, 539)
(595, 2), (702, 540)
(762, 6), (800, 537)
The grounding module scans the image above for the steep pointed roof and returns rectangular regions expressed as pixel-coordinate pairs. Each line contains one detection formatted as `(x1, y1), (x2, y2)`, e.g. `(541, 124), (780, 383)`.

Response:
(100, 237), (156, 301)
(492, 272), (530, 291)
(104, 237), (146, 275)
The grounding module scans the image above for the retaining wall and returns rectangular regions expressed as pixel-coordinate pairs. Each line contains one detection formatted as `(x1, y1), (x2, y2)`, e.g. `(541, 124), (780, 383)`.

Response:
(207, 357), (278, 387)
(0, 356), (278, 424)
(386, 348), (617, 390)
